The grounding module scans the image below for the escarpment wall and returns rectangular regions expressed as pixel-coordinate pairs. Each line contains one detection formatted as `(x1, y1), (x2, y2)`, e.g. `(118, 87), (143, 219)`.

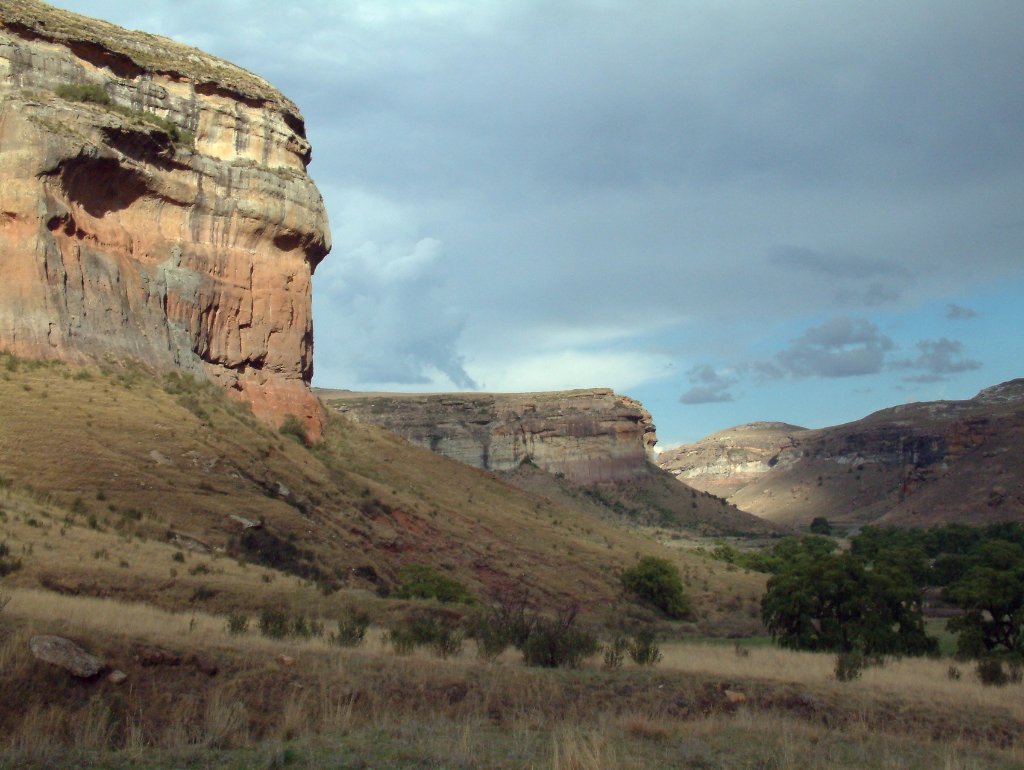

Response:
(319, 388), (658, 484)
(0, 1), (331, 436)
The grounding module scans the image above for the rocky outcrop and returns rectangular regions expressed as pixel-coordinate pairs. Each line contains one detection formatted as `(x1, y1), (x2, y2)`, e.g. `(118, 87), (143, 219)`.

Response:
(319, 388), (658, 484)
(0, 1), (330, 436)
(658, 380), (1024, 528)
(658, 422), (808, 497)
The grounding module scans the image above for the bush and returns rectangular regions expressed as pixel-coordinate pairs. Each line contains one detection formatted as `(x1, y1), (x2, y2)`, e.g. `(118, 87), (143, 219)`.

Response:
(394, 564), (475, 605)
(225, 612), (249, 636)
(975, 658), (1022, 687)
(385, 614), (463, 658)
(331, 610), (370, 647)
(834, 651), (865, 682)
(0, 542), (22, 577)
(55, 83), (111, 105)
(279, 414), (310, 447)
(258, 608), (290, 639)
(521, 605), (598, 669)
(291, 615), (324, 639)
(809, 517), (833, 535)
(627, 628), (662, 666)
(620, 556), (693, 619)
(467, 590), (532, 660)
(603, 637), (628, 670)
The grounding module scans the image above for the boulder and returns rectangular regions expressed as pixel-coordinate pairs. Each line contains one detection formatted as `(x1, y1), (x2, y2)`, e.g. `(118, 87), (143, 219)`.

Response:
(29, 635), (104, 678)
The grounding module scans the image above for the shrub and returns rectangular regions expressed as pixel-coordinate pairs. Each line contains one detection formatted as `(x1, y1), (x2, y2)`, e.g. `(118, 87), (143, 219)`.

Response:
(394, 564), (475, 605)
(0, 542), (21, 577)
(620, 556), (693, 619)
(258, 608), (290, 639)
(521, 604), (598, 669)
(290, 615), (324, 639)
(627, 628), (662, 666)
(55, 83), (111, 105)
(331, 610), (370, 647)
(225, 612), (249, 636)
(467, 591), (532, 661)
(279, 414), (310, 447)
(602, 636), (629, 670)
(975, 658), (1021, 687)
(809, 516), (833, 535)
(834, 651), (865, 682)
(385, 626), (418, 655)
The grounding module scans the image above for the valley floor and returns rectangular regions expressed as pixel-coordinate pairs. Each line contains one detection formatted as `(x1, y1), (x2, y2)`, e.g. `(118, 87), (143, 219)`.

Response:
(1, 586), (1022, 770)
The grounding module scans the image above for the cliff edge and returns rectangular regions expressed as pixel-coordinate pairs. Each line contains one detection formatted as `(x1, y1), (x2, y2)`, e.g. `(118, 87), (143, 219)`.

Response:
(0, 0), (331, 435)
(319, 388), (658, 484)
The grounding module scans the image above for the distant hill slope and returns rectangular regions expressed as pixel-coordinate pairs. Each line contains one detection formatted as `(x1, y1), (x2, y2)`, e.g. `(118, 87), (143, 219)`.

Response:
(657, 380), (1024, 528)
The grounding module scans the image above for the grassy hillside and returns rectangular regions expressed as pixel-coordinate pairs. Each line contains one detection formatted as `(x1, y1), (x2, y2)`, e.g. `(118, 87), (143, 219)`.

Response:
(0, 353), (763, 629)
(1, 354), (1022, 767)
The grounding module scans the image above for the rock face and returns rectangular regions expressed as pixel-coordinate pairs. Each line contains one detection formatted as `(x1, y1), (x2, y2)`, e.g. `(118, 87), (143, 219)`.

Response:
(319, 388), (658, 484)
(658, 422), (808, 498)
(658, 380), (1024, 528)
(0, 1), (330, 436)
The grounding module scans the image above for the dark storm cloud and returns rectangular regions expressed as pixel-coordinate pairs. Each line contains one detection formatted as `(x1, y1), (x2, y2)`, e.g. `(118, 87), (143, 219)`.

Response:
(48, 0), (1024, 394)
(679, 365), (737, 404)
(769, 246), (911, 307)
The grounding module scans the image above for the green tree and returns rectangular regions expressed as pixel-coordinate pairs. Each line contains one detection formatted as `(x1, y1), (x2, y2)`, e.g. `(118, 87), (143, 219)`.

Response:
(761, 543), (936, 657)
(945, 540), (1024, 658)
(620, 556), (692, 619)
(809, 516), (833, 536)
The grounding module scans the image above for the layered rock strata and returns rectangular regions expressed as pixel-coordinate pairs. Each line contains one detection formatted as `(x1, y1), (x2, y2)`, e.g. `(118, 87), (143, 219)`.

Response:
(0, 1), (330, 435)
(319, 388), (658, 484)
(658, 422), (808, 497)
(658, 380), (1024, 528)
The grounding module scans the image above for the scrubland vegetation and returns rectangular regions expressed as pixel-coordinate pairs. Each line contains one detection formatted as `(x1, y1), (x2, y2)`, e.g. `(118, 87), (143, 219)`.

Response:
(0, 353), (1022, 768)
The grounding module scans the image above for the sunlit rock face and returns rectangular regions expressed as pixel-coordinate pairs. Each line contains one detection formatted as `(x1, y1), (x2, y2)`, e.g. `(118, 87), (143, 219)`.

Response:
(0, 0), (331, 437)
(319, 388), (658, 484)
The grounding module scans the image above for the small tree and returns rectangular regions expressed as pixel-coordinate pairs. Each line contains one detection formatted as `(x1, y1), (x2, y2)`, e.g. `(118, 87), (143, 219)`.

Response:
(621, 556), (693, 619)
(393, 564), (475, 605)
(809, 517), (833, 536)
(761, 544), (936, 657)
(945, 540), (1024, 658)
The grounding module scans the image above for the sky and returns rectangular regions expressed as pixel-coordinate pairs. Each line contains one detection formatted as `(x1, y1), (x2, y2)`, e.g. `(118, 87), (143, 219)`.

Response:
(49, 0), (1024, 446)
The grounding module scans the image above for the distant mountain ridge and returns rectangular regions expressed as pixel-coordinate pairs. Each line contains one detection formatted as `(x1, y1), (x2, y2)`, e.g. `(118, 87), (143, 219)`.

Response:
(657, 380), (1024, 528)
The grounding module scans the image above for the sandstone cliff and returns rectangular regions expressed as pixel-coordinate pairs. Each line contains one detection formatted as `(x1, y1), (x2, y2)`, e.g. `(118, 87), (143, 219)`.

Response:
(658, 380), (1024, 528)
(0, 1), (330, 435)
(318, 388), (658, 484)
(658, 422), (808, 498)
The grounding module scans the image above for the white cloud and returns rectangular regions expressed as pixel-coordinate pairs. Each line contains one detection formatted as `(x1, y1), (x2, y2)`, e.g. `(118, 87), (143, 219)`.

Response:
(467, 349), (673, 395)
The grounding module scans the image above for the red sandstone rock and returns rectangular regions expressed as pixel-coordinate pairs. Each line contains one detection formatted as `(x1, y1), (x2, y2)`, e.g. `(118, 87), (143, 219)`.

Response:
(0, 1), (331, 437)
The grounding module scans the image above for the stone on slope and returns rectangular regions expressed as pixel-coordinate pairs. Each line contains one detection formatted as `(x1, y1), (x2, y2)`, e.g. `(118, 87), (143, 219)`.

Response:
(30, 634), (104, 678)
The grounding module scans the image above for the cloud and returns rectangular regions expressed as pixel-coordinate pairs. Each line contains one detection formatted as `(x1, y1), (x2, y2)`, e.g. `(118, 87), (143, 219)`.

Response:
(468, 349), (673, 394)
(769, 246), (911, 307)
(679, 365), (738, 404)
(313, 216), (476, 389)
(776, 317), (895, 378)
(898, 338), (981, 382)
(946, 303), (978, 320)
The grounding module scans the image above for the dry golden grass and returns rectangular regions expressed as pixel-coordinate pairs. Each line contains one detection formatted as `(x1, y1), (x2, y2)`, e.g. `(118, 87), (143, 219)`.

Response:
(657, 641), (1024, 720)
(0, 354), (767, 632)
(2, 356), (1022, 767)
